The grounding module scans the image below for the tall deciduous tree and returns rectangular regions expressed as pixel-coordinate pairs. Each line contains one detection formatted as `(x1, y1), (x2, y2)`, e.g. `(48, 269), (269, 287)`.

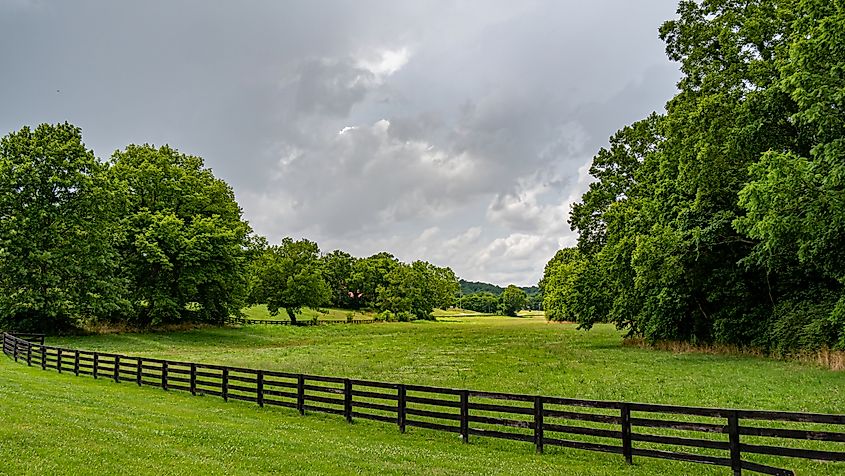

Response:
(248, 238), (330, 324)
(349, 252), (400, 308)
(499, 285), (527, 317)
(375, 260), (459, 319)
(544, 0), (845, 352)
(108, 144), (252, 326)
(320, 250), (358, 308)
(540, 248), (585, 322)
(0, 123), (127, 332)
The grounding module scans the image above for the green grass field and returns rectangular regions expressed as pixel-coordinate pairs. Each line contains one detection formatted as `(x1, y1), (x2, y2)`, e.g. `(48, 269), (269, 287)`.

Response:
(242, 305), (376, 321)
(2, 315), (844, 474)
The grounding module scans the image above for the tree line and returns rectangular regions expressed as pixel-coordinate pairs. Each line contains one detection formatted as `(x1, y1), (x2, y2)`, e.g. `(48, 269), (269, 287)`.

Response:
(541, 0), (845, 354)
(0, 124), (459, 332)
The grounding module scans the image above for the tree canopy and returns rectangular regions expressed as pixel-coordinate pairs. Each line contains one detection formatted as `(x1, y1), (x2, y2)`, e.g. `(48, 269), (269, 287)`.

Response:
(543, 0), (845, 353)
(0, 123), (126, 332)
(248, 238), (331, 324)
(109, 144), (253, 326)
(499, 285), (528, 317)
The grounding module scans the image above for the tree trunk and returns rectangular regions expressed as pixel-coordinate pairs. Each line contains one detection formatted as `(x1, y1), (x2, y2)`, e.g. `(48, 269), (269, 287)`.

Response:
(286, 308), (297, 325)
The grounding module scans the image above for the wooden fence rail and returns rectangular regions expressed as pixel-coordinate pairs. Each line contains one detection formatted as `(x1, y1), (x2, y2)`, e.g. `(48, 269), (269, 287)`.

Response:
(3, 332), (844, 475)
(226, 317), (376, 326)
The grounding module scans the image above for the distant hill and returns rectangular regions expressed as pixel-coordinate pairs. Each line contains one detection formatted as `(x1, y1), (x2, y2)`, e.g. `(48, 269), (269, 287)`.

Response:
(459, 279), (539, 296)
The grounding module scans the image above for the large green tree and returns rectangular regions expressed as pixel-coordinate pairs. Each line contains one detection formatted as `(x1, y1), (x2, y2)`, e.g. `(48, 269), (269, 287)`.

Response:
(0, 123), (127, 332)
(375, 260), (459, 319)
(540, 248), (586, 322)
(459, 292), (499, 313)
(349, 252), (400, 308)
(498, 285), (528, 317)
(320, 250), (358, 308)
(735, 0), (845, 350)
(248, 238), (331, 324)
(108, 144), (252, 326)
(545, 0), (845, 352)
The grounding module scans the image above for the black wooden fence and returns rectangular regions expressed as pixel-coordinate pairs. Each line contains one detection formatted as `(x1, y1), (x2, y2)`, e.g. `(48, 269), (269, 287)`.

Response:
(3, 332), (844, 475)
(226, 317), (376, 326)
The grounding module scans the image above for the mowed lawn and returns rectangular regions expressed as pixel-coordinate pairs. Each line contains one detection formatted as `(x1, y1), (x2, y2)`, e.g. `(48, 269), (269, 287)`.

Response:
(1, 315), (843, 475)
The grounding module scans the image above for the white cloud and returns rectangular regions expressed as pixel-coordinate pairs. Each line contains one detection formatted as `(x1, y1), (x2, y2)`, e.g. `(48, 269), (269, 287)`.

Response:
(356, 47), (411, 79)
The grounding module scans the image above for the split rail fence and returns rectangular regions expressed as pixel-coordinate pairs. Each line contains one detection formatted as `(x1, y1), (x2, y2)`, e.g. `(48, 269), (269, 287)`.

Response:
(3, 332), (844, 475)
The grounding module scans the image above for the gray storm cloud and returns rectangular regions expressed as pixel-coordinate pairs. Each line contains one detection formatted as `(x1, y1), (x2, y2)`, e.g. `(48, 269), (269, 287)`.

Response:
(0, 0), (681, 286)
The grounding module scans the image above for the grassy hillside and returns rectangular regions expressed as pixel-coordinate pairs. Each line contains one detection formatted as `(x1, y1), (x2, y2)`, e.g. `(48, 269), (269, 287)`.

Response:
(3, 316), (843, 474)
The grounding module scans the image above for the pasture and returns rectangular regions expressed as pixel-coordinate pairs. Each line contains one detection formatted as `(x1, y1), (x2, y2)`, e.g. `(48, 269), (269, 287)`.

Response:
(2, 315), (844, 475)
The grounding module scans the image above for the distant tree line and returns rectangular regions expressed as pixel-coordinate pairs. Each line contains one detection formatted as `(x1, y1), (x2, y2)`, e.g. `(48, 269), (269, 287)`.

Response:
(457, 280), (542, 315)
(0, 124), (459, 332)
(248, 242), (460, 324)
(456, 286), (542, 316)
(458, 279), (538, 297)
(541, 0), (845, 354)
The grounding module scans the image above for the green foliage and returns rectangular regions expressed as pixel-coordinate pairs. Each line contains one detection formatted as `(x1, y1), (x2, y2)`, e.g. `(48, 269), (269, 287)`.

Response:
(376, 260), (458, 320)
(349, 252), (400, 308)
(498, 285), (527, 317)
(248, 238), (331, 324)
(108, 145), (253, 326)
(459, 279), (539, 297)
(543, 0), (845, 352)
(539, 248), (585, 322)
(375, 309), (394, 322)
(320, 250), (357, 308)
(0, 123), (127, 332)
(458, 292), (499, 314)
(459, 280), (505, 295)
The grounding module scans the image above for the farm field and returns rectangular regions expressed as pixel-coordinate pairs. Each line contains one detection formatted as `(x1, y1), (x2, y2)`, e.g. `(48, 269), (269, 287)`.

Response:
(241, 305), (511, 321)
(0, 356), (730, 476)
(241, 305), (376, 322)
(3, 316), (844, 475)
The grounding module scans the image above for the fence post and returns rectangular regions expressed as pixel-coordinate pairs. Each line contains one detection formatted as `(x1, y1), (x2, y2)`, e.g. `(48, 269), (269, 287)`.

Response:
(74, 350), (80, 376)
(190, 363), (197, 396)
(13, 339), (17, 362)
(136, 358), (143, 386)
(257, 370), (264, 407)
(534, 396), (544, 454)
(398, 384), (407, 433)
(621, 403), (633, 464)
(344, 379), (353, 423)
(57, 349), (62, 373)
(27, 344), (32, 366)
(728, 411), (742, 476)
(222, 368), (229, 402)
(93, 352), (99, 378)
(161, 361), (168, 391)
(41, 346), (46, 370)
(297, 374), (305, 415)
(460, 390), (469, 444)
(113, 356), (120, 383)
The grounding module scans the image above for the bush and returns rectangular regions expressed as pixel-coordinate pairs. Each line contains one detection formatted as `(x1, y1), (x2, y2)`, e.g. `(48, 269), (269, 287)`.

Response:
(376, 310), (395, 322)
(765, 289), (842, 354)
(396, 311), (413, 322)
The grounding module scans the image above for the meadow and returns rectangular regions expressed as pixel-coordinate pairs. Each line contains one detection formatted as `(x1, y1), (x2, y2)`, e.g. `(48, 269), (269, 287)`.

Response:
(2, 314), (844, 475)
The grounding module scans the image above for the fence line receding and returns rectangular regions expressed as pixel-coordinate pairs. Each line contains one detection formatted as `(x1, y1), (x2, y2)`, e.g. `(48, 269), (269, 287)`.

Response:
(3, 332), (844, 476)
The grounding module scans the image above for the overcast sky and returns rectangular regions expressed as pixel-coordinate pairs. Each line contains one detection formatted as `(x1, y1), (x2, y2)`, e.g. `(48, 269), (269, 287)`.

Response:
(1, 0), (681, 286)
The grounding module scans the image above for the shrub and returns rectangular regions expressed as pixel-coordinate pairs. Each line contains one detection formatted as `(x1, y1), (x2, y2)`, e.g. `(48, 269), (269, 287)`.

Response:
(376, 310), (395, 322)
